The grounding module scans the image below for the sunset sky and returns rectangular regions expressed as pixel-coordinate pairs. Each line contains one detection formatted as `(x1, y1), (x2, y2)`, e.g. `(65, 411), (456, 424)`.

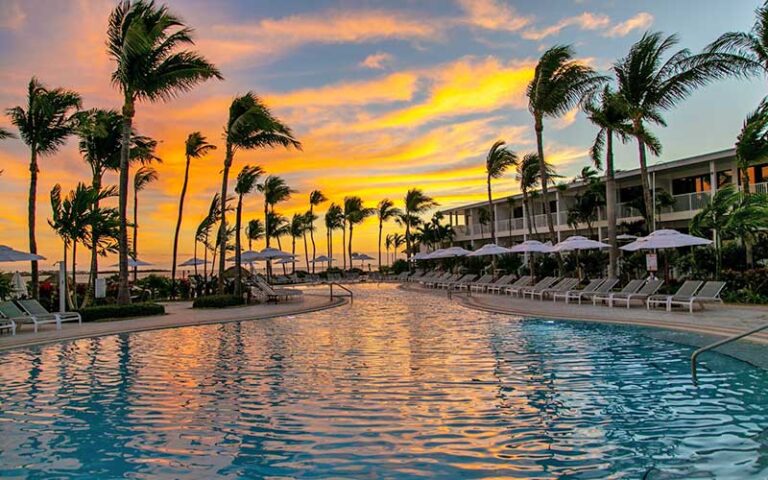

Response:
(0, 0), (764, 270)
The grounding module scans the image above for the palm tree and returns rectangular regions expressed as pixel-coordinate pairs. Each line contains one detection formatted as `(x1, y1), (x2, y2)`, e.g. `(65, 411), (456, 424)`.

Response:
(108, 0), (222, 303)
(584, 86), (634, 277)
(233, 165), (264, 295)
(196, 194), (224, 282)
(485, 140), (518, 244)
(325, 203), (343, 268)
(266, 212), (290, 274)
(7, 77), (81, 299)
(344, 196), (374, 270)
(403, 189), (437, 261)
(289, 213), (306, 274)
(376, 199), (402, 270)
(132, 165), (158, 280)
(171, 132), (216, 291)
(615, 31), (733, 230)
(301, 211), (315, 272)
(477, 207), (491, 239)
(217, 93), (300, 293)
(308, 190), (327, 273)
(259, 175), (296, 247)
(707, 2), (768, 80)
(527, 45), (605, 243)
(392, 233), (406, 262)
(385, 234), (394, 266)
(691, 185), (768, 272)
(735, 98), (768, 194)
(246, 219), (264, 251)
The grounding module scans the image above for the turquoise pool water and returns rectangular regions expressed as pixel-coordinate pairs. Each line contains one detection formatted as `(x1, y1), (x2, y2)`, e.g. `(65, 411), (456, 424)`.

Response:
(1, 284), (766, 479)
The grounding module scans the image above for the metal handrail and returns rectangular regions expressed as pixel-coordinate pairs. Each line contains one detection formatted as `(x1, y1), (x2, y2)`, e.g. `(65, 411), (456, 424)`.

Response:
(329, 282), (353, 302)
(691, 322), (768, 381)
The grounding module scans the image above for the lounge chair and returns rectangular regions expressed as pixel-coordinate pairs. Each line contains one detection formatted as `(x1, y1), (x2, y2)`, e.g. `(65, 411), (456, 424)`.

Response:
(464, 274), (494, 291)
(488, 275), (530, 294)
(591, 279), (644, 306)
(551, 278), (605, 304)
(437, 274), (465, 289)
(646, 280), (703, 311)
(421, 272), (448, 287)
(470, 274), (506, 292)
(253, 277), (303, 302)
(510, 276), (558, 297)
(427, 273), (455, 288)
(528, 277), (579, 300)
(1, 300), (81, 333)
(0, 316), (16, 336)
(609, 279), (664, 308)
(573, 278), (619, 304)
(667, 281), (726, 313)
(446, 274), (477, 290)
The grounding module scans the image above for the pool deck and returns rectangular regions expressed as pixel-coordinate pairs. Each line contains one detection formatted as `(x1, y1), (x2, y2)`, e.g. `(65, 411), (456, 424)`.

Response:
(0, 288), (346, 352)
(402, 283), (768, 345)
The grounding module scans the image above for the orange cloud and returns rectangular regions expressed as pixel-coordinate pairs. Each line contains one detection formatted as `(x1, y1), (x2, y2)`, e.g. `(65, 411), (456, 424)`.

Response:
(360, 52), (395, 70)
(522, 12), (610, 41)
(604, 12), (654, 37)
(457, 0), (532, 32)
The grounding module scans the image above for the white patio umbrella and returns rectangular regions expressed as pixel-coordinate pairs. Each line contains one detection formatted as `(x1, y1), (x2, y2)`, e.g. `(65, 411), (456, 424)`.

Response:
(550, 235), (610, 252)
(313, 255), (331, 263)
(467, 243), (513, 257)
(0, 245), (46, 262)
(427, 246), (472, 259)
(11, 272), (28, 298)
(508, 240), (554, 278)
(275, 257), (296, 265)
(179, 257), (208, 266)
(616, 234), (638, 241)
(411, 252), (431, 261)
(620, 229), (712, 251)
(111, 258), (152, 268)
(252, 247), (294, 260)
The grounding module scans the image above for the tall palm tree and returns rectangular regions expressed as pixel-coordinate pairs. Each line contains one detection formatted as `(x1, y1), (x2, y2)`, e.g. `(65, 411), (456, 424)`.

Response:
(246, 219), (264, 252)
(376, 199), (402, 270)
(403, 189), (437, 261)
(707, 2), (768, 80)
(385, 233), (394, 266)
(108, 0), (222, 303)
(196, 194), (224, 282)
(233, 165), (264, 295)
(485, 140), (518, 244)
(302, 211), (315, 272)
(477, 207), (491, 239)
(615, 31), (733, 230)
(516, 153), (558, 238)
(217, 93), (300, 292)
(392, 233), (406, 262)
(308, 190), (327, 272)
(325, 203), (344, 268)
(171, 132), (216, 291)
(7, 77), (81, 299)
(267, 212), (290, 274)
(344, 196), (374, 270)
(584, 86), (634, 277)
(527, 45), (605, 243)
(735, 98), (768, 194)
(289, 213), (306, 274)
(132, 165), (158, 280)
(259, 175), (296, 246)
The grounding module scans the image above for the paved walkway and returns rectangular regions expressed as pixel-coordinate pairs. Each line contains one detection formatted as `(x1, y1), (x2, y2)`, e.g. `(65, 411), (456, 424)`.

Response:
(402, 283), (768, 344)
(0, 288), (345, 352)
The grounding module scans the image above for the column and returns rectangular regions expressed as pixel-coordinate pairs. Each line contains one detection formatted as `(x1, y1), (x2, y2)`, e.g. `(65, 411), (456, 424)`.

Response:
(709, 159), (717, 195)
(555, 190), (562, 242)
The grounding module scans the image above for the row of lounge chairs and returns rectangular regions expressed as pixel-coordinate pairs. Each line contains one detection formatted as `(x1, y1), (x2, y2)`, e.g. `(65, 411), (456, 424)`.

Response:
(0, 299), (82, 335)
(411, 271), (725, 312)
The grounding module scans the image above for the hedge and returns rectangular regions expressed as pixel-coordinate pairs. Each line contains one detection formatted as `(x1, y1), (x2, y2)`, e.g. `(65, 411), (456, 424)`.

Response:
(78, 302), (165, 322)
(192, 294), (245, 309)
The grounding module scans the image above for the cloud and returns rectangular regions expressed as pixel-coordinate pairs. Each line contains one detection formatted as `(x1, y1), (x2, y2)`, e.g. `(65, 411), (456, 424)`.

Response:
(457, 0), (531, 32)
(360, 52), (394, 70)
(603, 12), (654, 37)
(553, 108), (579, 130)
(0, 1), (26, 30)
(522, 12), (610, 41)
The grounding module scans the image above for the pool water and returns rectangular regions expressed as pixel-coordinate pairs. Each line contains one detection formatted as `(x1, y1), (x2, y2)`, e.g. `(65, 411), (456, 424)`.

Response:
(1, 284), (767, 479)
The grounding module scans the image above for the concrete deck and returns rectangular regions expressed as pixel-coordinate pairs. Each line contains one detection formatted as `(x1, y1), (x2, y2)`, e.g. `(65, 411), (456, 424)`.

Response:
(402, 283), (768, 344)
(0, 288), (346, 352)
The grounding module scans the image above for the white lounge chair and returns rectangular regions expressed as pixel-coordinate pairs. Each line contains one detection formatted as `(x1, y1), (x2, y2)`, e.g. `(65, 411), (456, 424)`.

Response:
(488, 275), (529, 294)
(667, 281), (726, 312)
(646, 280), (703, 311)
(0, 316), (16, 336)
(464, 274), (494, 291)
(552, 278), (605, 303)
(527, 277), (579, 300)
(508, 276), (558, 297)
(591, 279), (644, 306)
(572, 278), (619, 304)
(609, 279), (664, 308)
(1, 300), (81, 333)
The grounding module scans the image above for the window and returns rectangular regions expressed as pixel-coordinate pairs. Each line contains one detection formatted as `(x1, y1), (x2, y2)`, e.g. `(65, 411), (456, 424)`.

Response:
(513, 206), (524, 218)
(717, 170), (733, 188)
(619, 185), (643, 203)
(672, 174), (711, 195)
(744, 163), (768, 185)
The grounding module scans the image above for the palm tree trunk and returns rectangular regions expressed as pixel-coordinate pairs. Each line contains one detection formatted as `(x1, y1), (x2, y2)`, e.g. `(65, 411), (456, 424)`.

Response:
(348, 224), (354, 270)
(342, 222), (347, 270)
(605, 130), (618, 278)
(292, 236), (296, 274)
(234, 193), (243, 296)
(487, 176), (496, 243)
(171, 154), (191, 295)
(84, 171), (102, 307)
(303, 232), (310, 272)
(203, 232), (208, 281)
(535, 116), (557, 243)
(327, 228), (332, 270)
(378, 222), (383, 271)
(193, 240), (198, 277)
(117, 100), (134, 305)
(27, 148), (40, 300)
(217, 145), (233, 294)
(277, 237), (287, 275)
(405, 212), (412, 263)
(133, 188), (138, 282)
(634, 119), (655, 231)
(523, 192), (533, 236)
(310, 206), (317, 273)
(71, 241), (77, 309)
(741, 164), (751, 194)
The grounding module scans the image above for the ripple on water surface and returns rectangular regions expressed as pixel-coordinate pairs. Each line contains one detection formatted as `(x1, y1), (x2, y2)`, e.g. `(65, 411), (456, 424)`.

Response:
(1, 284), (767, 479)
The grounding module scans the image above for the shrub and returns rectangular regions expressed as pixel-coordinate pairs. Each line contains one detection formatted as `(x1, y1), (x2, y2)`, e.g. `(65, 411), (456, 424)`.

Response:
(77, 302), (165, 322)
(192, 294), (245, 309)
(720, 268), (768, 304)
(390, 259), (409, 274)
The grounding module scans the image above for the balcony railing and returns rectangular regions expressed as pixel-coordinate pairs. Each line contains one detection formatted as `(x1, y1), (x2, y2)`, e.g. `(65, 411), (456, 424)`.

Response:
(753, 182), (768, 194)
(668, 191), (711, 213)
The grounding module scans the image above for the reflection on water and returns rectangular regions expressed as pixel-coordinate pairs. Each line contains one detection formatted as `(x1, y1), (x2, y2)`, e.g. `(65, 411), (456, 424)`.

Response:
(1, 284), (767, 479)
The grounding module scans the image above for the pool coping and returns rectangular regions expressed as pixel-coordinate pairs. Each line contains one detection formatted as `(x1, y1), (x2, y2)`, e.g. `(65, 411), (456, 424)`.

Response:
(0, 293), (348, 353)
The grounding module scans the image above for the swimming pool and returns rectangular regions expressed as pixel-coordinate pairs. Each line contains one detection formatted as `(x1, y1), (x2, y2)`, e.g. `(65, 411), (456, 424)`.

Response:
(1, 284), (766, 478)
